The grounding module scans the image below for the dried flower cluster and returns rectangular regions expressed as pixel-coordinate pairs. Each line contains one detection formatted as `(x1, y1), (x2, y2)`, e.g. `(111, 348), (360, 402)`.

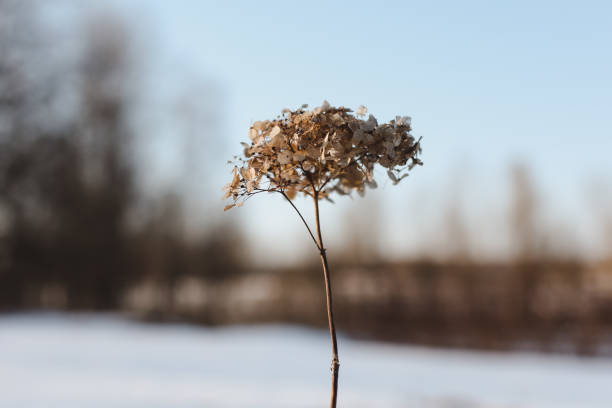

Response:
(223, 101), (422, 210)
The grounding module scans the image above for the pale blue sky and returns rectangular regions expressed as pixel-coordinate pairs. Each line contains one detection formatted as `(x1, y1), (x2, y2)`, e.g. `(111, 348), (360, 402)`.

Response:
(65, 0), (612, 263)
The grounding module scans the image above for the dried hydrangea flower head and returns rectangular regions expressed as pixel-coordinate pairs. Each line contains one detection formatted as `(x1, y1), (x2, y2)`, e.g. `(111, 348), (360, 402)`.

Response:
(223, 101), (422, 210)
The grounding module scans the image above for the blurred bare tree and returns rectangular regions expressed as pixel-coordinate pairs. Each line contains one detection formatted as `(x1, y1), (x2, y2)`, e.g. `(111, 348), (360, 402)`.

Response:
(0, 6), (136, 309)
(341, 196), (382, 264)
(442, 174), (472, 263)
(0, 2), (244, 311)
(588, 179), (612, 259)
(510, 163), (539, 261)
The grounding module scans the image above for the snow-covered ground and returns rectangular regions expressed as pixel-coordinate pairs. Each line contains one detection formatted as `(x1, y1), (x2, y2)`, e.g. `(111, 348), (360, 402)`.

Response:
(0, 314), (610, 408)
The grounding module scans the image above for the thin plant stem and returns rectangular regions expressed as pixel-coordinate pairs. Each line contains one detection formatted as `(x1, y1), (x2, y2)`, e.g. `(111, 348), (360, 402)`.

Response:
(313, 191), (340, 408)
(279, 189), (340, 406)
(280, 191), (320, 251)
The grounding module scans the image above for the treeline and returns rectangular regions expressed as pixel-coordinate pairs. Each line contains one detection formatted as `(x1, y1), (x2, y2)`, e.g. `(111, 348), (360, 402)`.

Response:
(148, 258), (611, 356)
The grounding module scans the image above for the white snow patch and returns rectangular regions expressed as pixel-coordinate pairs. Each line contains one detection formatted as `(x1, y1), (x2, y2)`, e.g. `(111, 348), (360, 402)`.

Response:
(0, 313), (611, 407)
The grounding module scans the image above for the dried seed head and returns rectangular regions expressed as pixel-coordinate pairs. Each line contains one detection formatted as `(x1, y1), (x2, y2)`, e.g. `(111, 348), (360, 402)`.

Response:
(223, 101), (423, 208)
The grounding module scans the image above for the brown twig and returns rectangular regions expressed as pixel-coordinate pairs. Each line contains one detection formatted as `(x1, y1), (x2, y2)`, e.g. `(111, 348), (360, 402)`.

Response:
(279, 191), (320, 251)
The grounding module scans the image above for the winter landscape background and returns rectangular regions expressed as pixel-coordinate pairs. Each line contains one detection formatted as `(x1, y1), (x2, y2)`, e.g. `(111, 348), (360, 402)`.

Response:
(1, 1), (611, 407)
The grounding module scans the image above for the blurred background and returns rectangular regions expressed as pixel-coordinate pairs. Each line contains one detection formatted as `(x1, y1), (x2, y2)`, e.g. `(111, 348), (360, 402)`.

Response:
(1, 0), (612, 407)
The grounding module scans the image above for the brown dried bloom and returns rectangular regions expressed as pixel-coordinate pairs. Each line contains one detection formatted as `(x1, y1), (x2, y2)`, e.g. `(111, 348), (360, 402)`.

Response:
(223, 101), (422, 210)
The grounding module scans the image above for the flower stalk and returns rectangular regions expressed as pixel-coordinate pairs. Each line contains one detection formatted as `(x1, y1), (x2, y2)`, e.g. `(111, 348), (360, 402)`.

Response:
(313, 190), (340, 408)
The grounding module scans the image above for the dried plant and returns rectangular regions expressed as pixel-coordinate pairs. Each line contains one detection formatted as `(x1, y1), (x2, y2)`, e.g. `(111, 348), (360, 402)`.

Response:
(223, 101), (422, 408)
